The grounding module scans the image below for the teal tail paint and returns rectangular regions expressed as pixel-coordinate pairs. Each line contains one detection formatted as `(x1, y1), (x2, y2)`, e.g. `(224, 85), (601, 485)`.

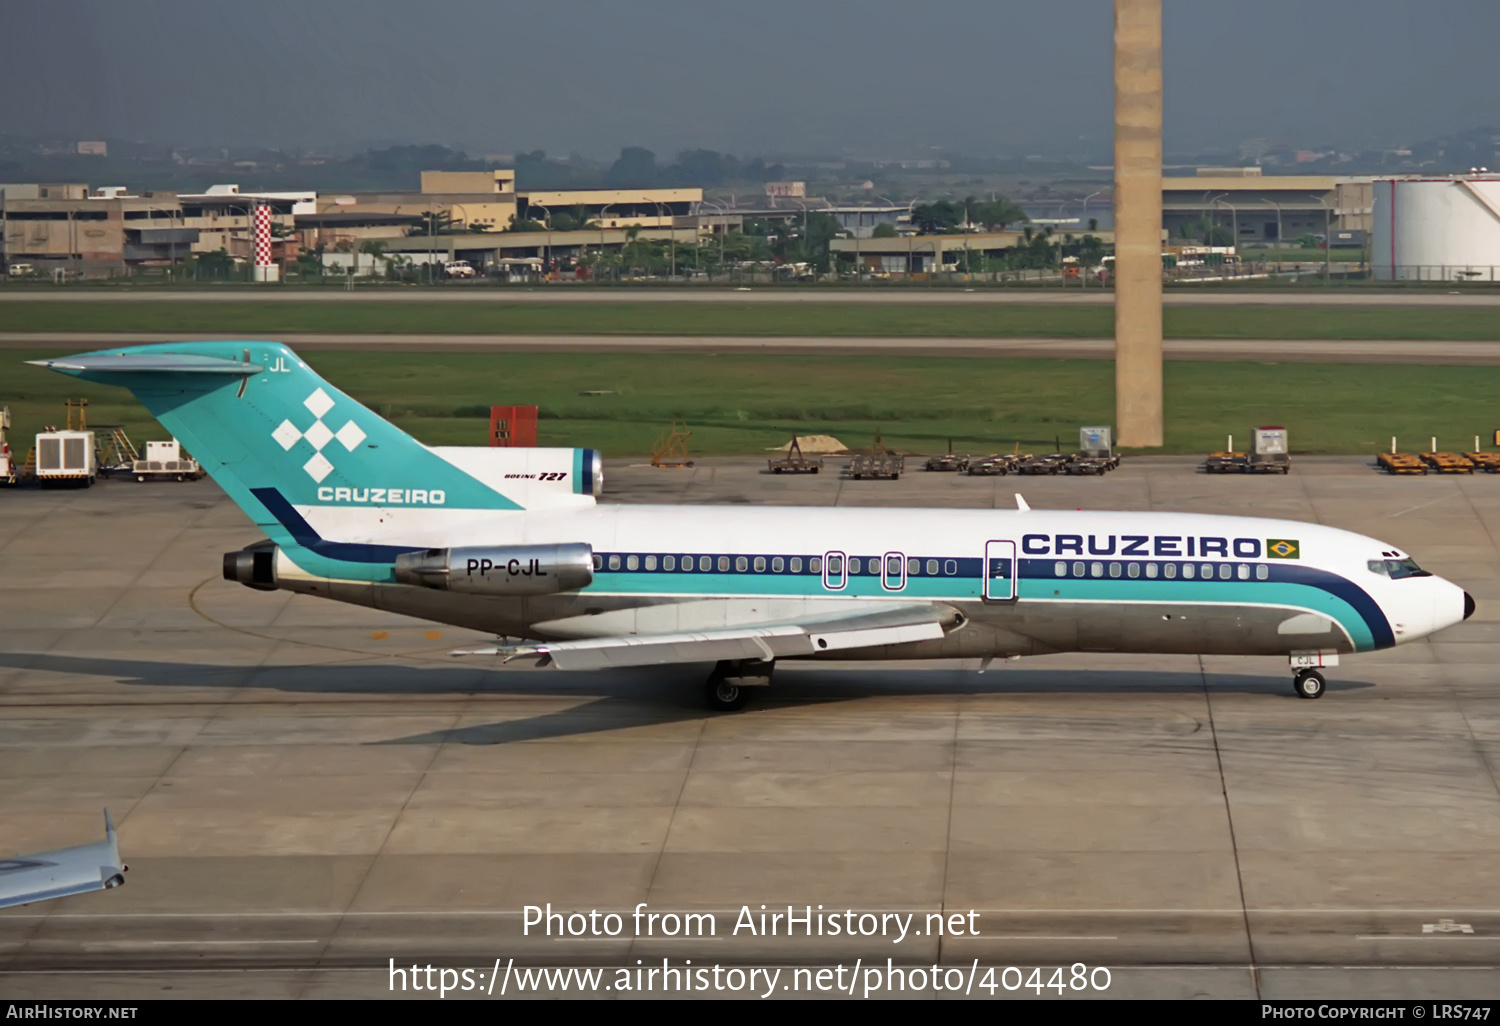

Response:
(31, 341), (525, 579)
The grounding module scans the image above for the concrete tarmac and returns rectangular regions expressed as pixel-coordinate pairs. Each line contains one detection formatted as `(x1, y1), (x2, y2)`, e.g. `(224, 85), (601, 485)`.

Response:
(4, 332), (1500, 365)
(1, 458), (1498, 999)
(2, 286), (1500, 306)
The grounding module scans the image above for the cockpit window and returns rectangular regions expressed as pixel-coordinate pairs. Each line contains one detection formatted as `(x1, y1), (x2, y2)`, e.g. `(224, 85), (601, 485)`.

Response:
(1367, 557), (1432, 580)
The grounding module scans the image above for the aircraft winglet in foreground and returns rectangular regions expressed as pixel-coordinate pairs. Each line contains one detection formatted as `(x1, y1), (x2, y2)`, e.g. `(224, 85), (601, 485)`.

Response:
(0, 810), (126, 910)
(33, 342), (1473, 710)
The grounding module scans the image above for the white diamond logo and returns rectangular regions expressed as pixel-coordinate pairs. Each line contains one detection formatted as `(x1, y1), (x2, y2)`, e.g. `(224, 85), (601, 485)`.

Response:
(335, 420), (367, 451)
(304, 388), (335, 420)
(303, 420), (334, 452)
(303, 452), (334, 483)
(272, 419), (302, 451)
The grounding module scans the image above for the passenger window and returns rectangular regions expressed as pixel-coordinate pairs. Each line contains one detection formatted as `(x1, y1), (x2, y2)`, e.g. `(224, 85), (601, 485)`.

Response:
(826, 555), (842, 575)
(664, 555), (675, 571)
(1109, 562), (1121, 578)
(1236, 564), (1249, 580)
(944, 559), (957, 575)
(1054, 561), (1067, 577)
(772, 557), (784, 572)
(1127, 563), (1140, 578)
(753, 556), (766, 572)
(1256, 564), (1268, 580)
(1201, 564), (1213, 578)
(1182, 564), (1194, 579)
(735, 556), (748, 572)
(926, 559), (938, 576)
(593, 554), (603, 571)
(797, 557), (808, 573)
(645, 555), (657, 571)
(1072, 561), (1084, 577)
(907, 557), (920, 575)
(717, 556), (730, 572)
(1091, 562), (1103, 578)
(1164, 563), (1177, 579)
(1146, 563), (1158, 578)
(699, 555), (711, 571)
(626, 555), (639, 571)
(1218, 564), (1231, 580)
(608, 555), (621, 570)
(849, 558), (861, 574)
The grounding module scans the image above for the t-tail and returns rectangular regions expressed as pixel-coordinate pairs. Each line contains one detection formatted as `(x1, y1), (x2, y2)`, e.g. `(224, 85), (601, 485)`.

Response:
(30, 342), (601, 582)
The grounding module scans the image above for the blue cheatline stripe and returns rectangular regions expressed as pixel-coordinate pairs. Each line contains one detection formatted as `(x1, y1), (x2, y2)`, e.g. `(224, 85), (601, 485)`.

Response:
(573, 449), (584, 494)
(251, 487), (419, 564)
(586, 553), (1393, 651)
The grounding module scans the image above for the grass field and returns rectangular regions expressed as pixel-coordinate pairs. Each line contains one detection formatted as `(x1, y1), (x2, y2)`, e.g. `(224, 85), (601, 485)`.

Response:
(2, 301), (1499, 340)
(5, 347), (1499, 459)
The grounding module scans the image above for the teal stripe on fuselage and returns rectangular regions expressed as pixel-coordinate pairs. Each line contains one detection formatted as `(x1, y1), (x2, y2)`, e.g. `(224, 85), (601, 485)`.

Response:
(584, 572), (1376, 650)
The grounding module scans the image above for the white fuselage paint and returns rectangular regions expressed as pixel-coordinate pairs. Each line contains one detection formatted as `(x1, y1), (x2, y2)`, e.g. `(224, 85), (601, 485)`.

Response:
(275, 504), (1470, 659)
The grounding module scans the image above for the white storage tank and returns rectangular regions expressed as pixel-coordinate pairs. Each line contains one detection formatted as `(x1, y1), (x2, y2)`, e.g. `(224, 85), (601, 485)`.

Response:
(1373, 176), (1500, 281)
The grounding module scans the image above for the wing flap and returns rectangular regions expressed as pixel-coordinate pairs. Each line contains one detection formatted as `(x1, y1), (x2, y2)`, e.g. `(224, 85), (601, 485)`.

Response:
(454, 605), (953, 669)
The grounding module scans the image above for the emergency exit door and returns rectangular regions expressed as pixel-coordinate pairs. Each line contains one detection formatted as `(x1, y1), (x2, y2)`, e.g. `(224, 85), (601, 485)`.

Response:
(984, 539), (1017, 602)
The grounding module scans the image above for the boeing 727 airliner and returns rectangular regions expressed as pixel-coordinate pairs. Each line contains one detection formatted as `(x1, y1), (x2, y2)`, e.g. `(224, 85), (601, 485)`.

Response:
(33, 342), (1474, 710)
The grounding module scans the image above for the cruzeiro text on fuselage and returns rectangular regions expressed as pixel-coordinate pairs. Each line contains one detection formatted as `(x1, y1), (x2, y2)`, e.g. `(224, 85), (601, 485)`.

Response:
(1020, 534), (1288, 559)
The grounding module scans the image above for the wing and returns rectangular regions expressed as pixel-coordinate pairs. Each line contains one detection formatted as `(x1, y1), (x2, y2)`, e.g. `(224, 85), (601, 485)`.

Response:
(0, 810), (126, 910)
(453, 603), (957, 670)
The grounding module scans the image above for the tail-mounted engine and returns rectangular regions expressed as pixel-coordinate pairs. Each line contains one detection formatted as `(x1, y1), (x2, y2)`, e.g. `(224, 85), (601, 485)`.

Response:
(223, 541), (278, 591)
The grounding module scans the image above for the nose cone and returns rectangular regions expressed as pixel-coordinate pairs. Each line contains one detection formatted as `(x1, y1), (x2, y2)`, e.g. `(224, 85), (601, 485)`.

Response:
(1465, 592), (1476, 620)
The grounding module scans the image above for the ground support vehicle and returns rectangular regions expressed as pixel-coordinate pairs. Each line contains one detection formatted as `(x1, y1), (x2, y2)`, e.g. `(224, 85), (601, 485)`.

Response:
(847, 453), (903, 480)
(1421, 452), (1474, 474)
(1063, 455), (1115, 475)
(923, 453), (968, 472)
(131, 440), (204, 482)
(1464, 452), (1500, 472)
(768, 436), (822, 474)
(966, 455), (1015, 476)
(1377, 452), (1428, 475)
(1016, 454), (1069, 475)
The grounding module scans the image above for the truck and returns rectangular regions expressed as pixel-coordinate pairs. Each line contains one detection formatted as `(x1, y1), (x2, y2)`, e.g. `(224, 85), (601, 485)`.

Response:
(0, 407), (14, 485)
(34, 428), (97, 486)
(131, 439), (204, 482)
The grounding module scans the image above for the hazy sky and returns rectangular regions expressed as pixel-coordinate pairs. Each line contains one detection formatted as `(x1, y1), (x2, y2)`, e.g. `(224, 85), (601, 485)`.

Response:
(3, 1), (1496, 158)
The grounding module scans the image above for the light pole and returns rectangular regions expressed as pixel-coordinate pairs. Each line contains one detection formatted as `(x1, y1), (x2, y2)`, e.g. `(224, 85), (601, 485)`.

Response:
(1213, 197), (1239, 274)
(651, 200), (675, 280)
(1260, 198), (1283, 267)
(1202, 190), (1226, 245)
(530, 203), (551, 277)
(1081, 190), (1104, 228)
(1313, 193), (1332, 283)
(698, 199), (726, 279)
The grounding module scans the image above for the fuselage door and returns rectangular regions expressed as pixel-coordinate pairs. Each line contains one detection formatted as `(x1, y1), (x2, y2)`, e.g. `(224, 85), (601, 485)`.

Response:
(984, 539), (1017, 603)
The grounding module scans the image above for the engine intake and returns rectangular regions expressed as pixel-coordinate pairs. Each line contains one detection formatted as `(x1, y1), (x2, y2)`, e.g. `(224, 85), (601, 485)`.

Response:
(394, 543), (593, 595)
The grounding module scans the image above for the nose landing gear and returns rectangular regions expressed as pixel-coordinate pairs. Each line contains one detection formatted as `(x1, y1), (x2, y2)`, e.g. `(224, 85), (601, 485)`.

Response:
(1293, 668), (1326, 700)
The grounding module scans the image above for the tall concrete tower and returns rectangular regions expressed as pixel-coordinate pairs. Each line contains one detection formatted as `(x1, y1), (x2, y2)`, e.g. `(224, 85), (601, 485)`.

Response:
(1113, 0), (1163, 447)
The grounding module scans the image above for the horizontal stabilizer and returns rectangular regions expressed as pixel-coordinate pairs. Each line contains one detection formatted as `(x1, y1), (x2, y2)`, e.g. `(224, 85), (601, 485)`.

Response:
(454, 604), (954, 669)
(28, 354), (263, 374)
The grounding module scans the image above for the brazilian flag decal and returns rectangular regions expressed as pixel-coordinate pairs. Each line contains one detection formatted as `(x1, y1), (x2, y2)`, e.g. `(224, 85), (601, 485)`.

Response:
(1266, 539), (1300, 559)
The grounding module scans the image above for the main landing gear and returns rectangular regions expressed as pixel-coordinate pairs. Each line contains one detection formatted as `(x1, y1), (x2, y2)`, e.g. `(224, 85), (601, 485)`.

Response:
(1293, 668), (1326, 700)
(704, 659), (774, 712)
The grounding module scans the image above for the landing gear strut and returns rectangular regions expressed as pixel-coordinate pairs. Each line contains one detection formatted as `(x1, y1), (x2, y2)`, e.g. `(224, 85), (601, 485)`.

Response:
(703, 659), (774, 712)
(1293, 668), (1326, 700)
